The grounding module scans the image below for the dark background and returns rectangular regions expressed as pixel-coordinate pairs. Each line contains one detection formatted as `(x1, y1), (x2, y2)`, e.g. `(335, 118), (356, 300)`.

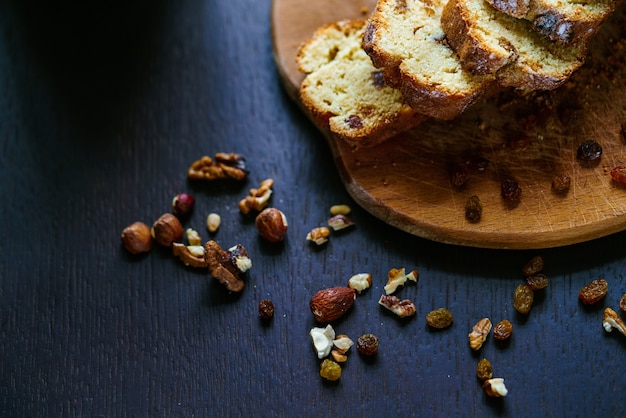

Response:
(1, 1), (624, 417)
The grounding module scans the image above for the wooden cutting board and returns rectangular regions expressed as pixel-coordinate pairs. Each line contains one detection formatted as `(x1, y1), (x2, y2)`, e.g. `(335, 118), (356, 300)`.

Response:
(271, 0), (626, 249)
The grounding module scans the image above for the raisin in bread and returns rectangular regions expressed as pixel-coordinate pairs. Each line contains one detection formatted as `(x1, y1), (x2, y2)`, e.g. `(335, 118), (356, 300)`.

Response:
(296, 20), (426, 146)
(362, 0), (497, 120)
(441, 0), (587, 90)
(484, 0), (618, 44)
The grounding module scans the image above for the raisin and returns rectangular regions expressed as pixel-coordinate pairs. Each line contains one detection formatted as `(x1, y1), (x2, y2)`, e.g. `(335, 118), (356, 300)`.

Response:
(533, 14), (557, 37)
(356, 333), (379, 356)
(522, 255), (544, 277)
(578, 278), (608, 304)
(346, 115), (363, 129)
(513, 284), (534, 314)
(476, 358), (493, 382)
(493, 320), (513, 340)
(425, 308), (454, 329)
(526, 274), (549, 290)
(466, 156), (490, 172)
(371, 71), (386, 88)
(620, 293), (626, 312)
(509, 135), (532, 150)
(610, 166), (626, 184)
(258, 299), (275, 320)
(319, 359), (342, 381)
(501, 177), (522, 205)
(551, 175), (571, 193)
(451, 166), (469, 189)
(576, 139), (602, 162)
(464, 195), (483, 223)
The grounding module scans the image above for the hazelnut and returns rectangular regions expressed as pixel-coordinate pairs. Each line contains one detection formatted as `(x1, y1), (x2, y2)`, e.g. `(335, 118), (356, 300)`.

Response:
(121, 221), (153, 254)
(151, 213), (184, 247)
(172, 193), (195, 217)
(255, 208), (288, 242)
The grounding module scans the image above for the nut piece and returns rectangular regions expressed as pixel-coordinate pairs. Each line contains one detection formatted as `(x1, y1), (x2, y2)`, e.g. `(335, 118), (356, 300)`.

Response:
(476, 358), (493, 381)
(578, 278), (608, 304)
(306, 227), (330, 245)
(204, 240), (251, 292)
(347, 273), (372, 294)
(378, 295), (416, 318)
(384, 268), (418, 295)
(258, 299), (275, 320)
(172, 193), (195, 217)
(187, 153), (248, 181)
(172, 243), (208, 268)
(483, 378), (508, 397)
(185, 228), (202, 246)
(151, 213), (184, 247)
(121, 221), (153, 254)
(330, 204), (351, 216)
(620, 293), (626, 312)
(255, 208), (288, 242)
(425, 308), (454, 329)
(310, 324), (335, 359)
(310, 287), (356, 323)
(239, 178), (274, 215)
(333, 335), (354, 353)
(602, 307), (626, 337)
(331, 350), (348, 363)
(206, 213), (221, 233)
(356, 333), (379, 356)
(327, 214), (355, 231)
(469, 318), (492, 351)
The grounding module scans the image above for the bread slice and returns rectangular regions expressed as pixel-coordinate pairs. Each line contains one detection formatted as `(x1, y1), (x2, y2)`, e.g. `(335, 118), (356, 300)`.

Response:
(296, 20), (427, 146)
(441, 0), (587, 90)
(362, 0), (496, 120)
(484, 0), (618, 44)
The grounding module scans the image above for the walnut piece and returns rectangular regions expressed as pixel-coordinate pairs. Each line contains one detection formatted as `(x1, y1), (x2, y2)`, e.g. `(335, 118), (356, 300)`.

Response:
(172, 242), (208, 268)
(469, 318), (492, 351)
(603, 307), (626, 337)
(327, 214), (355, 231)
(187, 153), (248, 181)
(239, 179), (274, 215)
(306, 227), (330, 245)
(384, 268), (418, 295)
(347, 273), (372, 294)
(378, 295), (416, 318)
(204, 240), (251, 292)
(483, 378), (508, 397)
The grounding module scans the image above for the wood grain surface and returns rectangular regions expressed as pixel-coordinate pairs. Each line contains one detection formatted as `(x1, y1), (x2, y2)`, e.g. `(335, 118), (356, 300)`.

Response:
(272, 0), (626, 249)
(1, 1), (625, 417)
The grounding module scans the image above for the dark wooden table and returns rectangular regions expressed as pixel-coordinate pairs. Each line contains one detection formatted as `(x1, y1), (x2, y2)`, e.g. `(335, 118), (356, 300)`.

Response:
(1, 1), (624, 417)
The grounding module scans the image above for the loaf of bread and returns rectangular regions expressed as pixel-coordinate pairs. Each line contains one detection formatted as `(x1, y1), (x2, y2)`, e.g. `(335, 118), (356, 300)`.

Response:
(484, 0), (618, 44)
(296, 20), (426, 146)
(441, 0), (587, 90)
(362, 0), (497, 120)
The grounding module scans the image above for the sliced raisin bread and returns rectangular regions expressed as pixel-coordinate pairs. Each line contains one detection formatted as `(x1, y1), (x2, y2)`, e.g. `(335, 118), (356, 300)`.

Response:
(296, 20), (426, 146)
(484, 0), (618, 44)
(362, 0), (497, 120)
(441, 0), (587, 90)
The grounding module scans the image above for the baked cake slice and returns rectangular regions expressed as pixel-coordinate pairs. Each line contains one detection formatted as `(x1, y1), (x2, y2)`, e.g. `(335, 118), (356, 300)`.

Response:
(297, 20), (426, 146)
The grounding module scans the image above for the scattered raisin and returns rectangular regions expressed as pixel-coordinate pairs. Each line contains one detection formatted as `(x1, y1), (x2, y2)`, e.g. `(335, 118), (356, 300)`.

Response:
(578, 278), (608, 305)
(513, 284), (534, 314)
(476, 358), (493, 381)
(551, 175), (571, 193)
(356, 333), (379, 356)
(425, 308), (454, 329)
(258, 299), (275, 320)
(501, 177), (522, 205)
(620, 293), (626, 312)
(371, 71), (385, 88)
(522, 255), (544, 277)
(451, 166), (469, 189)
(526, 274), (549, 290)
(493, 320), (513, 340)
(319, 359), (342, 381)
(346, 115), (363, 129)
(576, 139), (602, 162)
(465, 195), (482, 223)
(465, 156), (490, 172)
(610, 166), (626, 184)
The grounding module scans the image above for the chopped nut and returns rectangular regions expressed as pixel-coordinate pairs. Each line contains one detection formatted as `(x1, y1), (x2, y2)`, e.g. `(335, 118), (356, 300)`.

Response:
(172, 242), (208, 268)
(255, 208), (288, 242)
(468, 318), (492, 351)
(310, 324), (335, 359)
(347, 273), (372, 294)
(185, 228), (202, 246)
(331, 350), (348, 363)
(483, 378), (508, 397)
(330, 204), (352, 216)
(306, 227), (330, 245)
(378, 295), (416, 318)
(476, 358), (493, 381)
(238, 179), (274, 215)
(333, 335), (354, 353)
(151, 213), (184, 247)
(384, 268), (418, 295)
(187, 153), (247, 181)
(121, 221), (153, 254)
(620, 294), (626, 312)
(206, 213), (221, 233)
(602, 307), (626, 337)
(204, 240), (251, 292)
(327, 214), (355, 231)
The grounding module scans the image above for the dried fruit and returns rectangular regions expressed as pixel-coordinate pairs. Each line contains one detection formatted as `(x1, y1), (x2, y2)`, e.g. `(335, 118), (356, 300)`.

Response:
(258, 299), (275, 320)
(493, 320), (513, 341)
(356, 333), (379, 356)
(450, 166), (469, 189)
(347, 273), (372, 294)
(476, 359), (493, 381)
(513, 284), (534, 314)
(426, 308), (454, 329)
(187, 153), (247, 181)
(239, 179), (274, 215)
(151, 213), (184, 247)
(310, 287), (356, 323)
(310, 325), (335, 358)
(330, 205), (352, 216)
(121, 221), (153, 254)
(501, 177), (522, 205)
(319, 359), (342, 381)
(602, 307), (626, 337)
(306, 226), (330, 245)
(468, 318), (492, 351)
(327, 214), (355, 231)
(465, 195), (482, 223)
(578, 278), (608, 305)
(551, 175), (571, 193)
(610, 166), (626, 184)
(483, 378), (508, 397)
(577, 139), (602, 162)
(526, 274), (549, 290)
(255, 208), (288, 242)
(378, 295), (416, 318)
(521, 255), (544, 277)
(620, 293), (626, 312)
(384, 268), (418, 295)
(172, 193), (195, 217)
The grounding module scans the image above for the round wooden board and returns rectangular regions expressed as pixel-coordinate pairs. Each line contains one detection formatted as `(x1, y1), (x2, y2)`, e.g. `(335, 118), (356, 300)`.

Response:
(271, 0), (626, 249)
